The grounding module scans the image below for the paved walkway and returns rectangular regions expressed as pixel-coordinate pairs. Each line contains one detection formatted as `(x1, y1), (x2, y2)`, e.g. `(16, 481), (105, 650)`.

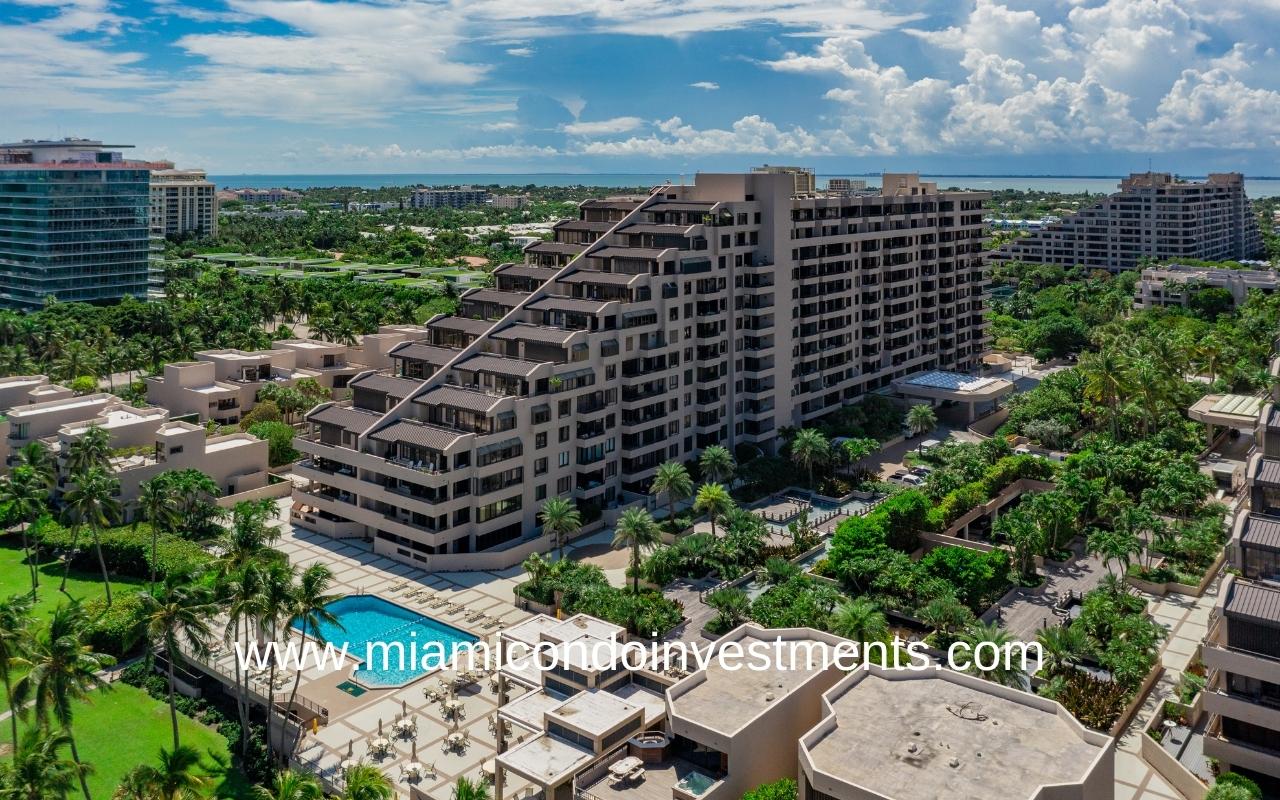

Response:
(983, 542), (1108, 639)
(1113, 576), (1220, 800)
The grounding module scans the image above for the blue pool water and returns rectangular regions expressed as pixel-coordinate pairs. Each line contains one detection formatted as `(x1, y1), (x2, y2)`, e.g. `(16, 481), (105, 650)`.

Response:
(297, 595), (478, 687)
(676, 771), (719, 796)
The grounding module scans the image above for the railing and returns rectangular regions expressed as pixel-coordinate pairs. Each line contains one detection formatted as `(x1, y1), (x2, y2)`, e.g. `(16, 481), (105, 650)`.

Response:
(274, 690), (329, 725)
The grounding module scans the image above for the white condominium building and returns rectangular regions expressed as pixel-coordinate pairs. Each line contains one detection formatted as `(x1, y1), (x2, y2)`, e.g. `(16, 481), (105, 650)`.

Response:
(150, 168), (218, 237)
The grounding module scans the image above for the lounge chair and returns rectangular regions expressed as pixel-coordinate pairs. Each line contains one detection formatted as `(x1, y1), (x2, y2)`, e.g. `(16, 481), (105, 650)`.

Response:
(466, 610), (486, 623)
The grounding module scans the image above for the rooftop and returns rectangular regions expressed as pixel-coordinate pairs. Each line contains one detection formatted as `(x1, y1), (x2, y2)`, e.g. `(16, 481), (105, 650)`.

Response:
(1222, 576), (1280, 626)
(547, 690), (642, 738)
(803, 668), (1109, 800)
(498, 733), (594, 786)
(668, 625), (837, 736)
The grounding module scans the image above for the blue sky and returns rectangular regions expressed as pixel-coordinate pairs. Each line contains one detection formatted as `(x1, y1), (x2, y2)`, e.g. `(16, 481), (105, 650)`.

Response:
(4, 0), (1280, 175)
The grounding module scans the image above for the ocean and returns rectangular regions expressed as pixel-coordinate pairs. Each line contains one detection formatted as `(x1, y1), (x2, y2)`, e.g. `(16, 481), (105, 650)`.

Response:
(209, 173), (1280, 198)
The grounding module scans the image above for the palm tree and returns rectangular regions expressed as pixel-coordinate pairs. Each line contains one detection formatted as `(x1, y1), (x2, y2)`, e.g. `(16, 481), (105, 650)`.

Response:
(0, 469), (48, 594)
(61, 466), (122, 605)
(1, 728), (83, 800)
(705, 588), (751, 631)
(222, 564), (267, 755)
(1087, 527), (1141, 578)
(259, 561), (297, 758)
(140, 575), (217, 749)
(693, 483), (733, 540)
(829, 597), (889, 650)
(698, 445), (736, 485)
(1078, 347), (1129, 434)
(65, 424), (112, 476)
(957, 621), (1028, 689)
(285, 565), (340, 755)
(537, 497), (581, 562)
(0, 594), (34, 750)
(1036, 624), (1089, 677)
(17, 442), (57, 493)
(650, 461), (693, 532)
(906, 404), (937, 438)
(613, 508), (661, 594)
(13, 601), (115, 800)
(253, 769), (323, 800)
(341, 763), (393, 800)
(450, 776), (491, 800)
(137, 477), (179, 591)
(520, 552), (549, 591)
(789, 428), (830, 489)
(918, 594), (973, 643)
(124, 746), (213, 800)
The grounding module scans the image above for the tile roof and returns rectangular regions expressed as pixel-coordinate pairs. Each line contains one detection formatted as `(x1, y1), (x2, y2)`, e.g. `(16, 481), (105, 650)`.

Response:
(490, 323), (578, 345)
(427, 316), (492, 335)
(349, 373), (421, 397)
(306, 404), (381, 431)
(523, 241), (585, 255)
(588, 246), (671, 260)
(1241, 514), (1280, 551)
(1224, 579), (1280, 626)
(527, 296), (613, 314)
(456, 354), (544, 377)
(494, 264), (558, 280)
(462, 289), (528, 307)
(390, 342), (459, 365)
(413, 386), (504, 413)
(1254, 457), (1280, 485)
(368, 420), (464, 451)
(557, 270), (642, 285)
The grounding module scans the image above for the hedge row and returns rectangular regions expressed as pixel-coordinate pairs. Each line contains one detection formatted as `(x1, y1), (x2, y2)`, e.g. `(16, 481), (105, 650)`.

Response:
(30, 516), (213, 581)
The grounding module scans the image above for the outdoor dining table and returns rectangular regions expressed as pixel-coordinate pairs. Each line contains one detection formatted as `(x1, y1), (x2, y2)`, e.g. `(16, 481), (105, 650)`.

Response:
(481, 759), (496, 778)
(609, 756), (643, 778)
(443, 699), (464, 716)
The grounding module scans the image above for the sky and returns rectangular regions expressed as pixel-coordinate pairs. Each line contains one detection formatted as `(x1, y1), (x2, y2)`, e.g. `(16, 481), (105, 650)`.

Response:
(3, 0), (1280, 175)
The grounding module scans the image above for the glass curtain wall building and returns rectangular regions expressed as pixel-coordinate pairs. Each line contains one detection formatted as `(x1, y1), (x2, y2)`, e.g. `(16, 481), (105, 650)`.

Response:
(0, 139), (157, 309)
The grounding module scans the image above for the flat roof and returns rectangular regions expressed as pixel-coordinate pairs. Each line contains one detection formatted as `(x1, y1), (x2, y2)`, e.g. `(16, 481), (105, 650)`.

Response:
(804, 670), (1107, 800)
(498, 734), (594, 786)
(500, 688), (569, 732)
(547, 690), (641, 738)
(669, 626), (834, 736)
(610, 682), (667, 726)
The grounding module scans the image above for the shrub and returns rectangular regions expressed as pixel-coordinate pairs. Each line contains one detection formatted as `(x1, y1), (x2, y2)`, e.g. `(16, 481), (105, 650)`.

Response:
(248, 420), (299, 467)
(750, 576), (840, 630)
(742, 779), (797, 800)
(876, 490), (927, 551)
(83, 591), (147, 656)
(238, 399), (282, 430)
(32, 517), (212, 580)
(1212, 773), (1262, 800)
(1038, 669), (1130, 731)
(918, 546), (1011, 612)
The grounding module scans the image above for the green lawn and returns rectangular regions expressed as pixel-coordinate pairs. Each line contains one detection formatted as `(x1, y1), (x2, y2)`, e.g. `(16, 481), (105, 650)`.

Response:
(0, 535), (145, 620)
(18, 685), (251, 799)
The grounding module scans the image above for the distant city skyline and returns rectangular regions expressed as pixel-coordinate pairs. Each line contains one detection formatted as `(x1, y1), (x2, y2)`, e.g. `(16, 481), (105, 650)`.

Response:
(5, 0), (1280, 174)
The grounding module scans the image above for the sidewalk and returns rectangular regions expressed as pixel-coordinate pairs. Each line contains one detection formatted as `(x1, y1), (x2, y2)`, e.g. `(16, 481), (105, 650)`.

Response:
(1113, 576), (1219, 800)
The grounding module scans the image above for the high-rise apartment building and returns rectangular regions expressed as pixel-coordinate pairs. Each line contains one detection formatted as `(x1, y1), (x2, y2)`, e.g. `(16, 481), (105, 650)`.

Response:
(989, 172), (1264, 271)
(752, 164), (817, 195)
(150, 168), (218, 237)
(407, 186), (492, 209)
(294, 171), (989, 570)
(0, 138), (160, 309)
(1203, 385), (1280, 793)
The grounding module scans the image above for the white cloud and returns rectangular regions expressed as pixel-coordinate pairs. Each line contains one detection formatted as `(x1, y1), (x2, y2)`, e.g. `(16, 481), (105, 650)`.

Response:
(577, 115), (829, 157)
(505, 47), (534, 57)
(562, 116), (646, 136)
(690, 81), (719, 90)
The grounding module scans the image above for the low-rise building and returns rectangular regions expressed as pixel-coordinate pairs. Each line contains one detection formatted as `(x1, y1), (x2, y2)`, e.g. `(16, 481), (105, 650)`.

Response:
(224, 188), (302, 203)
(145, 349), (319, 424)
(798, 666), (1113, 800)
(1134, 265), (1279, 310)
(271, 339), (367, 393)
(55, 406), (269, 511)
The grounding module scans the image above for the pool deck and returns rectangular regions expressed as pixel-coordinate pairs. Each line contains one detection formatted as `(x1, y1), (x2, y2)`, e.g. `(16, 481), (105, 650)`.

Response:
(211, 499), (542, 798)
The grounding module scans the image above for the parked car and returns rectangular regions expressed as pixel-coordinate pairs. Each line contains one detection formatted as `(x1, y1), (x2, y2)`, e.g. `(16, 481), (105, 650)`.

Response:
(909, 466), (932, 477)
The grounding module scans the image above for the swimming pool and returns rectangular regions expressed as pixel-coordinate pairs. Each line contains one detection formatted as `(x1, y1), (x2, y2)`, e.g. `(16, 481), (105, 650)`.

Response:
(298, 595), (478, 687)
